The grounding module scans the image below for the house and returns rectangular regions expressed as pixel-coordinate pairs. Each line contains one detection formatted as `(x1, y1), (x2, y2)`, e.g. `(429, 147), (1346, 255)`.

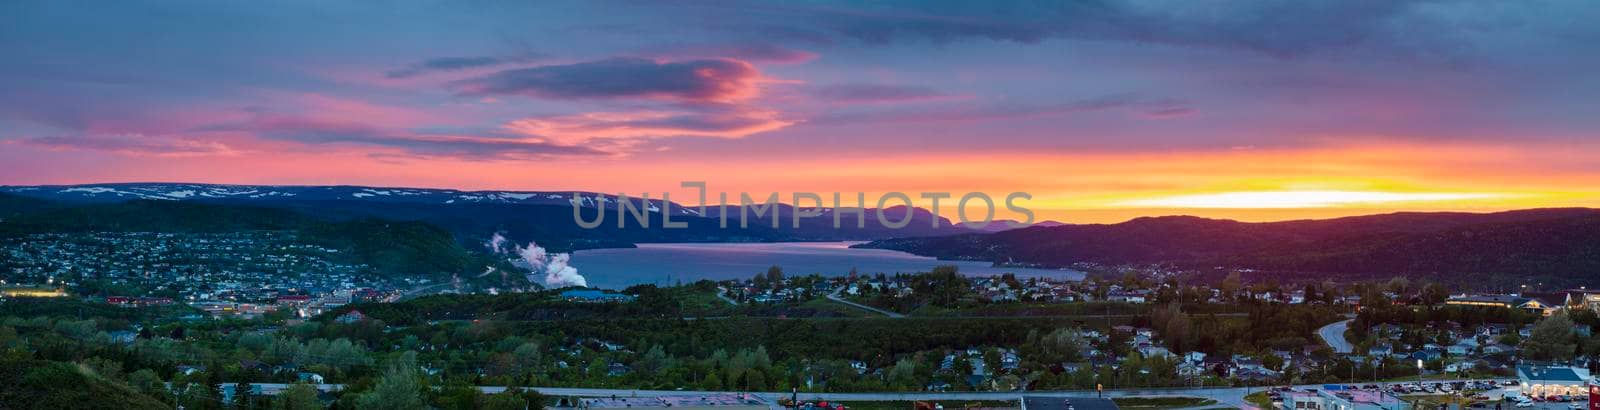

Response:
(177, 364), (206, 376)
(1000, 351), (1021, 371)
(106, 330), (138, 345)
(1184, 351), (1207, 365)
(1482, 344), (1515, 355)
(607, 362), (630, 377)
(1137, 345), (1173, 359)
(1177, 362), (1208, 378)
(1106, 290), (1150, 304)
(939, 354), (958, 372)
(297, 372), (325, 384)
(334, 310), (367, 324)
(1231, 356), (1266, 374)
(560, 289), (637, 303)
(849, 361), (868, 375)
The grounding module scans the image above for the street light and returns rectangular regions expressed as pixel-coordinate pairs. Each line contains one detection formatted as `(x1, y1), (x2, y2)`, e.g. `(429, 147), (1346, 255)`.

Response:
(1417, 359), (1425, 386)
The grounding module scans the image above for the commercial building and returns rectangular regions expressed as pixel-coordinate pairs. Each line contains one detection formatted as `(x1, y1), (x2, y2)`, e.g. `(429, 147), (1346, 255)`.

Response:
(1444, 295), (1557, 316)
(1516, 365), (1592, 397)
(0, 286), (67, 298)
(1284, 388), (1405, 410)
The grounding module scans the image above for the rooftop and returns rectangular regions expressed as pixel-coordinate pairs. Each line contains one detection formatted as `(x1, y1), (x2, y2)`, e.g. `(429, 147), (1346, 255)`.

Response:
(1518, 365), (1589, 382)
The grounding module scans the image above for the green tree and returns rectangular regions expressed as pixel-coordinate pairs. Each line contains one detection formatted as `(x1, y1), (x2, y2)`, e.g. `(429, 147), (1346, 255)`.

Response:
(765, 266), (785, 286)
(1387, 277), (1410, 295)
(357, 353), (426, 410)
(1523, 313), (1577, 361)
(1219, 272), (1242, 302)
(235, 375), (257, 410)
(481, 392), (526, 410)
(1421, 283), (1449, 305)
(274, 383), (323, 410)
(181, 383), (220, 410)
(128, 369), (171, 405)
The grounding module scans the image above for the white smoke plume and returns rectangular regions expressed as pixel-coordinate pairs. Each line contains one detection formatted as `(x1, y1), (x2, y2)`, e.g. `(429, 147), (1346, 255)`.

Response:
(486, 233), (587, 288)
(487, 232), (510, 253)
(541, 253), (585, 288)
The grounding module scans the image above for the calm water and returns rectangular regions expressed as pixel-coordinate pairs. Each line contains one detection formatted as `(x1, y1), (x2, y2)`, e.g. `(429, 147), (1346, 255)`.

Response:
(570, 242), (1083, 290)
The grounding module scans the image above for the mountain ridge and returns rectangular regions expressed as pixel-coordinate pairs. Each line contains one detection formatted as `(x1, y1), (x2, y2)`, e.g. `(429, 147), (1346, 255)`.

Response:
(856, 207), (1600, 287)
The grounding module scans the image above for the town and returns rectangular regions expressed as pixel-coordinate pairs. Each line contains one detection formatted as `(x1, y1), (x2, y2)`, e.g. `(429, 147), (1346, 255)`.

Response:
(8, 256), (1600, 409)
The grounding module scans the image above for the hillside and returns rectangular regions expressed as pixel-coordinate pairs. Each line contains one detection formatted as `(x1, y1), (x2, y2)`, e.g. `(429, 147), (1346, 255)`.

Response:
(0, 358), (172, 409)
(0, 183), (1050, 251)
(857, 208), (1600, 286)
(0, 198), (475, 278)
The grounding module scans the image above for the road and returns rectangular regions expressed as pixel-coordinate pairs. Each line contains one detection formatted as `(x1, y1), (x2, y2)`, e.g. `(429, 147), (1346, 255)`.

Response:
(397, 282), (455, 301)
(1318, 318), (1354, 354)
(236, 383), (1258, 408)
(231, 379), (1518, 410)
(826, 286), (906, 318)
(715, 287), (739, 306)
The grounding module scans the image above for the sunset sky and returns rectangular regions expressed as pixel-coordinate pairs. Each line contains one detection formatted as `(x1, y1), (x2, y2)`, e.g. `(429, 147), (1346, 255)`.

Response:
(4, 1), (1600, 223)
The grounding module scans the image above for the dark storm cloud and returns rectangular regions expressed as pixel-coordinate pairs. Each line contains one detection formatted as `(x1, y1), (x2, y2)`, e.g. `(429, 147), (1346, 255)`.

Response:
(451, 58), (761, 103)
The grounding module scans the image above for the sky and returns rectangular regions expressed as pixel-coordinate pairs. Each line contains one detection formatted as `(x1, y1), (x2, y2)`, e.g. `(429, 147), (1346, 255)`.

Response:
(3, 0), (1600, 223)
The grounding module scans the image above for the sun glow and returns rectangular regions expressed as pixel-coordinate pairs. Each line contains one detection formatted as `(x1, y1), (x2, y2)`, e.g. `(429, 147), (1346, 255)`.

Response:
(1116, 190), (1513, 209)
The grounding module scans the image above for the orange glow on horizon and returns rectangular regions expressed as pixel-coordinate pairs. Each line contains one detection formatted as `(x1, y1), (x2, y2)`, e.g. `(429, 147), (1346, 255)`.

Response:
(7, 139), (1600, 224)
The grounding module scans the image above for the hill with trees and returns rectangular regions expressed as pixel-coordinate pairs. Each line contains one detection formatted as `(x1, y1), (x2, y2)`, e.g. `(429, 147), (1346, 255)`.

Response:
(0, 198), (476, 278)
(857, 208), (1600, 286)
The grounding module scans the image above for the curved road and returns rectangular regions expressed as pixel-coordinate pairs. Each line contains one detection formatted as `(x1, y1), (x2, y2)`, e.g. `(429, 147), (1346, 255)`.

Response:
(1318, 319), (1354, 354)
(827, 287), (906, 318)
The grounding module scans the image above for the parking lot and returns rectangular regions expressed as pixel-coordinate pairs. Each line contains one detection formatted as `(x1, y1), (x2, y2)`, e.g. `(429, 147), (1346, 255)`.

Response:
(1264, 379), (1593, 409)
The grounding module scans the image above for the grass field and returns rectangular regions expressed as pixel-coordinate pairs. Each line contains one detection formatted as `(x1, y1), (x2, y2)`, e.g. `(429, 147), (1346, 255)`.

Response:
(1112, 396), (1219, 408)
(1243, 392), (1273, 409)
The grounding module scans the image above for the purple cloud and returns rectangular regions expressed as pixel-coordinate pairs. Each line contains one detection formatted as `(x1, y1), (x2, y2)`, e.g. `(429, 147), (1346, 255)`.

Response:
(12, 134), (236, 157)
(451, 57), (763, 103)
(813, 84), (945, 103)
(811, 94), (1179, 124)
(204, 115), (609, 160)
(385, 54), (545, 78)
(642, 43), (818, 64)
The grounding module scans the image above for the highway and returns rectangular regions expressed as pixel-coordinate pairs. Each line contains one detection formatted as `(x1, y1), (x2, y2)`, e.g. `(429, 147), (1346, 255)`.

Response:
(1318, 318), (1355, 354)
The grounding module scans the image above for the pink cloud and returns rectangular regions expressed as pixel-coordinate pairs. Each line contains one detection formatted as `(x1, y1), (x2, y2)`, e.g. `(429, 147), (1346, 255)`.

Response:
(451, 57), (766, 104)
(503, 107), (796, 145)
(12, 134), (239, 157)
